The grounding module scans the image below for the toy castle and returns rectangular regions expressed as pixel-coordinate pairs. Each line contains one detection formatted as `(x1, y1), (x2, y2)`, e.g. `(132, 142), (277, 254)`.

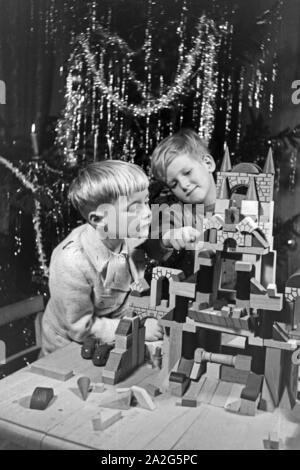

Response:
(103, 147), (300, 415)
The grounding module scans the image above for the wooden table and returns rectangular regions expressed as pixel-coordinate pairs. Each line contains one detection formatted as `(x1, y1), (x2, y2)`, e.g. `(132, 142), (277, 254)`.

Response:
(0, 342), (300, 450)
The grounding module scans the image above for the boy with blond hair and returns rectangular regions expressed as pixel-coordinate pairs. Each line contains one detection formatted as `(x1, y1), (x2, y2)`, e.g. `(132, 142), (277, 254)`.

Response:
(42, 160), (164, 354)
(151, 128), (217, 247)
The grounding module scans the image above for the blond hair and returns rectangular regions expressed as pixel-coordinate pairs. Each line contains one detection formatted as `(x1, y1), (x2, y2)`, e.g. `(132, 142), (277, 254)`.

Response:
(69, 160), (149, 220)
(151, 128), (209, 183)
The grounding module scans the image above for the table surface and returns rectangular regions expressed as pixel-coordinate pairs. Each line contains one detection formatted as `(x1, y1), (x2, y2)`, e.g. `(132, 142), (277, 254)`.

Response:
(0, 342), (300, 450)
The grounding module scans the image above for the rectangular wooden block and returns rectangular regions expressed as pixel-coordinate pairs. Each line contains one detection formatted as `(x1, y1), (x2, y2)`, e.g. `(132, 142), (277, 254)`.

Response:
(235, 355), (252, 371)
(177, 358), (194, 378)
(210, 381), (233, 408)
(241, 373), (263, 401)
(138, 326), (145, 366)
(183, 375), (207, 404)
(92, 409), (122, 431)
(244, 234), (253, 247)
(169, 281), (196, 299)
(30, 364), (74, 382)
(169, 378), (190, 398)
(250, 293), (283, 311)
(115, 318), (132, 336)
(144, 383), (161, 397)
(224, 383), (244, 410)
(239, 397), (258, 416)
(198, 378), (219, 404)
(220, 365), (249, 385)
(131, 316), (140, 369)
(131, 385), (156, 410)
(115, 334), (133, 350)
(206, 363), (221, 380)
(103, 350), (123, 372)
(190, 362), (205, 381)
(235, 261), (253, 272)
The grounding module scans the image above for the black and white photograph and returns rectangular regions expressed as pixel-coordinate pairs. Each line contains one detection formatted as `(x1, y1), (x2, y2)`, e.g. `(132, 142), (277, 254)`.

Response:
(0, 0), (300, 453)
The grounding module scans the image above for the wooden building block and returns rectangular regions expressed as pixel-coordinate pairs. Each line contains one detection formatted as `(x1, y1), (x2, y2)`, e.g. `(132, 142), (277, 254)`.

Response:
(263, 348), (283, 406)
(115, 334), (133, 350)
(30, 363), (74, 382)
(101, 392), (132, 410)
(144, 383), (161, 397)
(168, 325), (183, 372)
(241, 373), (263, 401)
(198, 378), (219, 404)
(252, 230), (269, 249)
(239, 398), (257, 416)
(259, 379), (276, 412)
(130, 279), (150, 296)
(209, 228), (218, 242)
(250, 293), (283, 311)
(210, 381), (232, 408)
(103, 350), (123, 372)
(169, 281), (196, 299)
(115, 319), (132, 336)
(234, 355), (252, 371)
(131, 316), (140, 369)
(190, 362), (205, 381)
(92, 410), (122, 431)
(250, 278), (267, 295)
(215, 199), (230, 214)
(266, 283), (277, 297)
(235, 261), (253, 272)
(263, 432), (280, 450)
(138, 326), (145, 366)
(29, 387), (54, 410)
(224, 383), (244, 412)
(177, 358), (194, 378)
(241, 200), (259, 217)
(93, 383), (105, 393)
(77, 376), (91, 401)
(206, 363), (221, 379)
(131, 386), (156, 410)
(223, 224), (237, 233)
(244, 234), (252, 247)
(247, 336), (264, 347)
(220, 365), (249, 385)
(181, 375), (207, 407)
(169, 378), (190, 397)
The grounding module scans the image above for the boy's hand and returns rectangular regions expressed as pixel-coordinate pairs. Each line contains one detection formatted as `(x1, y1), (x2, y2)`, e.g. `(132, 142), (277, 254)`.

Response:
(145, 318), (164, 341)
(162, 226), (202, 250)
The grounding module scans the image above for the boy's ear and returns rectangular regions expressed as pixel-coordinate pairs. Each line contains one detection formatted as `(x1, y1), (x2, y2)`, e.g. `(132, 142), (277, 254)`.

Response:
(203, 154), (216, 173)
(88, 210), (105, 228)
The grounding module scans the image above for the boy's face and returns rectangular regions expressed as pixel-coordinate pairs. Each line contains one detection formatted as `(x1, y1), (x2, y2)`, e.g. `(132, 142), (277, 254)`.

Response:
(93, 189), (152, 240)
(166, 153), (216, 204)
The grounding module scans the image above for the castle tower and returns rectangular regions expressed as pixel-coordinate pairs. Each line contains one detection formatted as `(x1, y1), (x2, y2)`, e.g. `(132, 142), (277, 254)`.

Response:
(220, 143), (232, 172)
(263, 147), (275, 175)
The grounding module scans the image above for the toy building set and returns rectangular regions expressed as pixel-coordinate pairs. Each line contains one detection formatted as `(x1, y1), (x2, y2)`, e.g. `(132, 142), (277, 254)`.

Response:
(100, 147), (300, 417)
(27, 148), (300, 425)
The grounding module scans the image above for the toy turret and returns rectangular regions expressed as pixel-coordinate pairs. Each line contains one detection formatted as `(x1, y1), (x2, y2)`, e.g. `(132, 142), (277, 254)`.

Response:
(218, 177), (231, 199)
(263, 147), (275, 175)
(220, 143), (232, 172)
(246, 177), (259, 201)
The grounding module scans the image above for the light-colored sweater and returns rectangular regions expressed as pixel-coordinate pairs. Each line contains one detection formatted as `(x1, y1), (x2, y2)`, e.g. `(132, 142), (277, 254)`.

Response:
(42, 223), (146, 354)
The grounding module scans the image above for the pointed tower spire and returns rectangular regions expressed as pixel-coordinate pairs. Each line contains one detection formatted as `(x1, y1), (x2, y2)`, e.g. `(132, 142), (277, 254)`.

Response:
(218, 177), (231, 199)
(246, 177), (259, 201)
(220, 143), (232, 172)
(263, 147), (275, 174)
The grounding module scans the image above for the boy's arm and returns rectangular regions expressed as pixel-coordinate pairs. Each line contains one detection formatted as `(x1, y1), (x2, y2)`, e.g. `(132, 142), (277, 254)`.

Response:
(49, 253), (119, 344)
